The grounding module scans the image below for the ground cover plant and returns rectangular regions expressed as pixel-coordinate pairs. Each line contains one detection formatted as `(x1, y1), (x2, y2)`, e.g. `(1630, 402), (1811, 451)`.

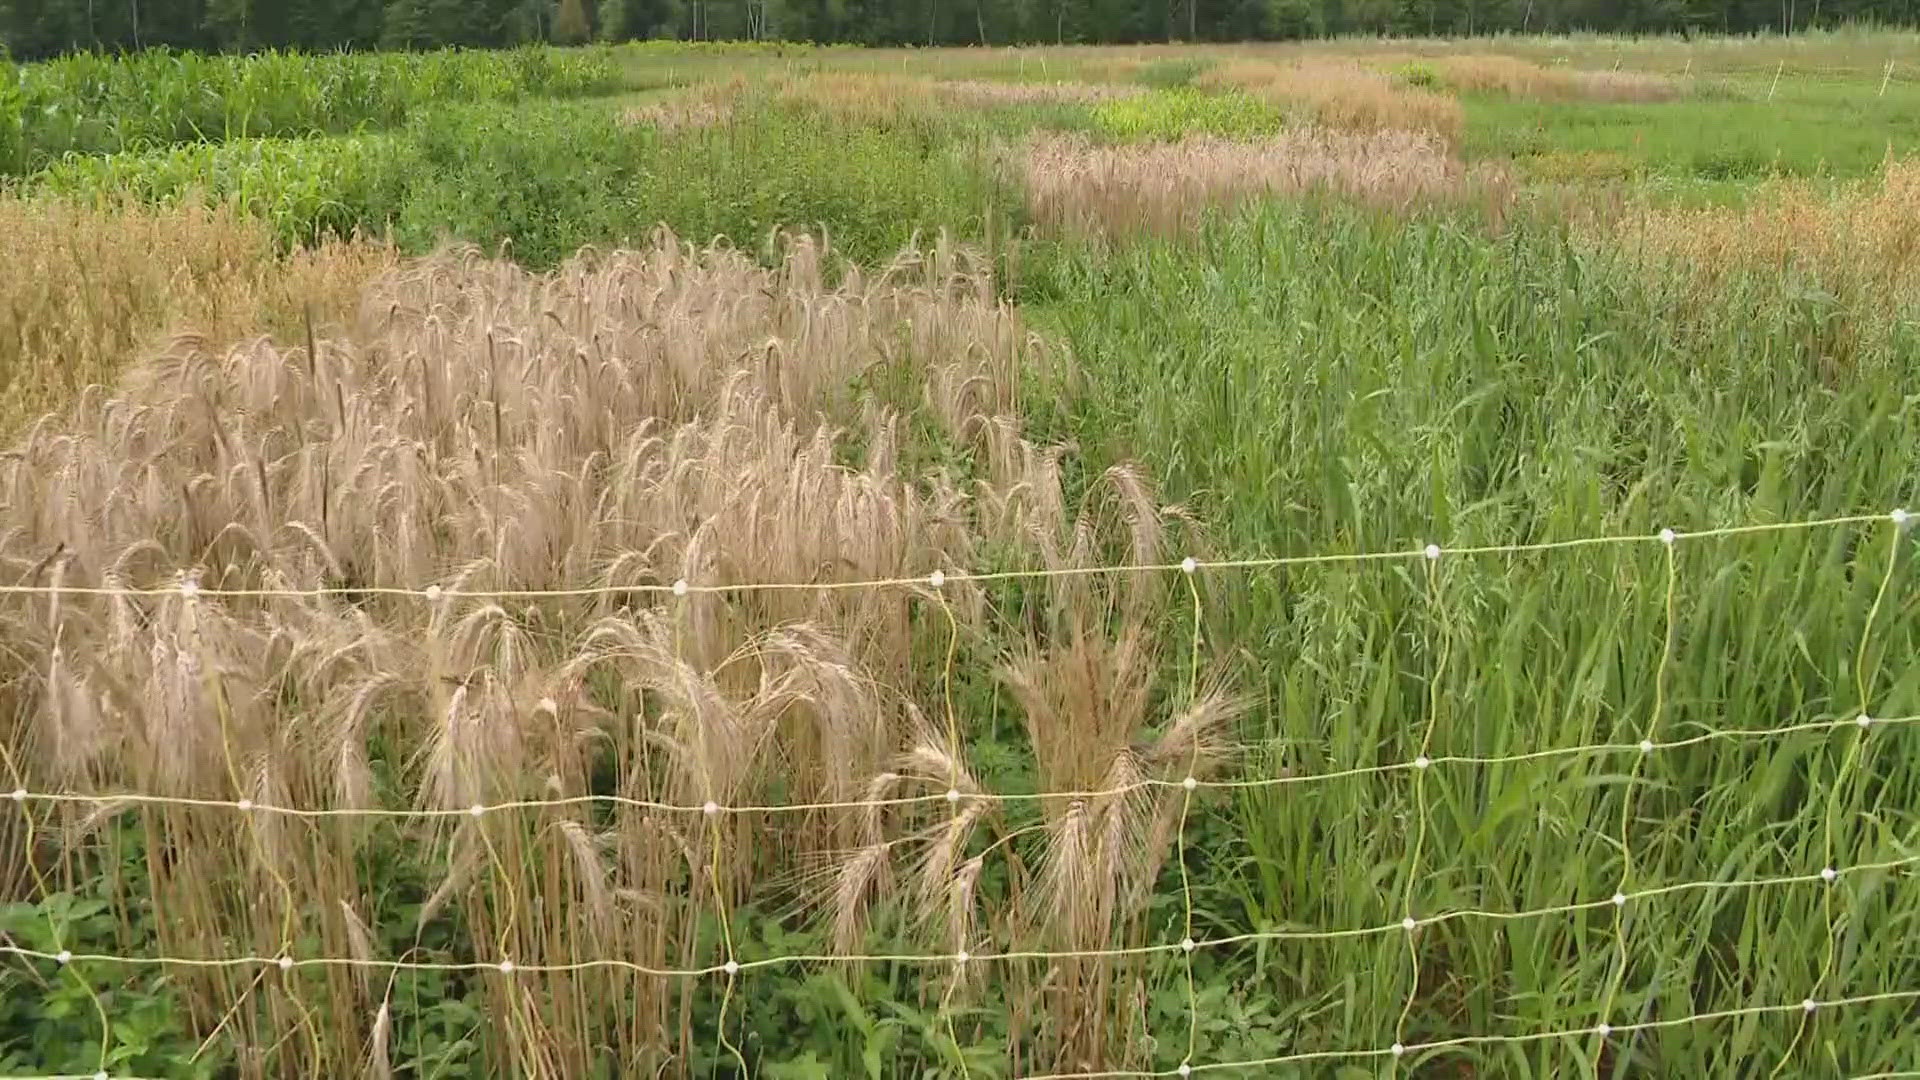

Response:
(2, 29), (1919, 1080)
(0, 46), (622, 177)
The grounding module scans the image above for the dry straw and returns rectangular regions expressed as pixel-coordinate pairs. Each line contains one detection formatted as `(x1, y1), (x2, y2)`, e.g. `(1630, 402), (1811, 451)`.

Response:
(1594, 157), (1920, 366)
(0, 228), (1217, 1076)
(1198, 58), (1465, 141)
(1022, 128), (1511, 239)
(0, 195), (394, 435)
(1423, 54), (1684, 101)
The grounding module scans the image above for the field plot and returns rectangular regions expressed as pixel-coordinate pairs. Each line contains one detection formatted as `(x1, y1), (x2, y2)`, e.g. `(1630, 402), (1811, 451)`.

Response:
(2, 31), (1919, 1080)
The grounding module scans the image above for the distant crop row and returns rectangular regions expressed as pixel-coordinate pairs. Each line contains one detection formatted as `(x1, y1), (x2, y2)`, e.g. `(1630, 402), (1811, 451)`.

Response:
(34, 96), (1014, 264)
(0, 45), (620, 177)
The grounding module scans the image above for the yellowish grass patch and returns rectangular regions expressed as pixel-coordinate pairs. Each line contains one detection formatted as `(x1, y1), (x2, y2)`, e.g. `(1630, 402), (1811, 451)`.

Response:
(1023, 128), (1509, 239)
(0, 196), (394, 434)
(1199, 58), (1464, 141)
(1429, 54), (1684, 101)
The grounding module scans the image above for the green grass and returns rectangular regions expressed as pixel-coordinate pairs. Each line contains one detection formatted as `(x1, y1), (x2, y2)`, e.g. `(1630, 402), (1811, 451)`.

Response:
(27, 92), (1021, 263)
(0, 45), (621, 177)
(399, 96), (1016, 267)
(1090, 87), (1283, 141)
(1465, 76), (1920, 181)
(36, 133), (415, 246)
(1022, 202), (1920, 1072)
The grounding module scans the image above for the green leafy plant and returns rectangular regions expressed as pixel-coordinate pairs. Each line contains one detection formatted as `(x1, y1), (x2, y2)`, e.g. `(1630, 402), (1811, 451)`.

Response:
(1091, 88), (1283, 142)
(4, 45), (619, 177)
(36, 133), (415, 245)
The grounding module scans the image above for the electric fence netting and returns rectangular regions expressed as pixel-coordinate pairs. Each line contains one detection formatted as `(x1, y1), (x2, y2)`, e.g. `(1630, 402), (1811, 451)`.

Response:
(0, 510), (1916, 1079)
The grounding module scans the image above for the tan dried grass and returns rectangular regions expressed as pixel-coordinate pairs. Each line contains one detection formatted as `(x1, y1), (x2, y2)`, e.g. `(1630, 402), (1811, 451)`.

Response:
(1431, 54), (1683, 102)
(933, 78), (1145, 105)
(1601, 158), (1920, 323)
(0, 227), (1214, 1074)
(1597, 157), (1920, 363)
(1200, 58), (1464, 141)
(1023, 128), (1511, 240)
(619, 80), (741, 132)
(0, 195), (394, 435)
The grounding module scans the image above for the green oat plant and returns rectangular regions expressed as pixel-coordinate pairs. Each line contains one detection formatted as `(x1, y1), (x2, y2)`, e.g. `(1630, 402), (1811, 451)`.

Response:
(1021, 198), (1920, 1075)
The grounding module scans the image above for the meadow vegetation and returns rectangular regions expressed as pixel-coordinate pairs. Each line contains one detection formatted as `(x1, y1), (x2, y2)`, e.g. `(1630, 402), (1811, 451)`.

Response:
(0, 47), (621, 176)
(2, 30), (1919, 1080)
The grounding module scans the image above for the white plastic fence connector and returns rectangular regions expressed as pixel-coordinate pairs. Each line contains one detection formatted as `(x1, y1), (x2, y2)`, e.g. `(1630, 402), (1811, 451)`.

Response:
(423, 584), (442, 601)
(672, 579), (689, 597)
(1424, 544), (1441, 561)
(723, 959), (740, 976)
(1180, 556), (1198, 574)
(1658, 528), (1677, 546)
(927, 569), (945, 589)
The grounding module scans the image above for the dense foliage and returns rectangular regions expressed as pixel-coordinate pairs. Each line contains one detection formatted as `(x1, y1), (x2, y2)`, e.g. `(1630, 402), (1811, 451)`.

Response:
(0, 45), (618, 176)
(7, 0), (1920, 56)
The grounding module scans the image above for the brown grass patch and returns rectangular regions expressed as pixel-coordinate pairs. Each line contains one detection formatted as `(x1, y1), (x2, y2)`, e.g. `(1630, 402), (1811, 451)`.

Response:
(764, 71), (1137, 130)
(0, 228), (1220, 1074)
(1199, 58), (1464, 142)
(619, 81), (741, 132)
(0, 196), (393, 435)
(933, 78), (1144, 105)
(1430, 54), (1684, 102)
(1023, 128), (1509, 240)
(1597, 159), (1920, 366)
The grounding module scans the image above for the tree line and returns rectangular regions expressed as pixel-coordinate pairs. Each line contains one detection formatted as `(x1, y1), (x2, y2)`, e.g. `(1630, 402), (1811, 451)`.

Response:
(4, 0), (1918, 58)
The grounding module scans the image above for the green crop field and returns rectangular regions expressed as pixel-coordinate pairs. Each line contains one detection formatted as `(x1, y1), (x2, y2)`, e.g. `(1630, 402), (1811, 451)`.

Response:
(1, 26), (1918, 1080)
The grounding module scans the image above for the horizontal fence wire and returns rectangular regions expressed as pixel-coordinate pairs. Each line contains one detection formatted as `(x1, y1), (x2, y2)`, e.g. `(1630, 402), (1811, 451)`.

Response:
(7, 711), (1916, 818)
(0, 511), (1900, 601)
(2, 847), (1915, 977)
(1, 507), (1914, 1078)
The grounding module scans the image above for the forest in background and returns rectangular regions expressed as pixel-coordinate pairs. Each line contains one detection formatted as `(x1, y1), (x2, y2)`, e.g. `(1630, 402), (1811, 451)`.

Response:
(6, 0), (1920, 57)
